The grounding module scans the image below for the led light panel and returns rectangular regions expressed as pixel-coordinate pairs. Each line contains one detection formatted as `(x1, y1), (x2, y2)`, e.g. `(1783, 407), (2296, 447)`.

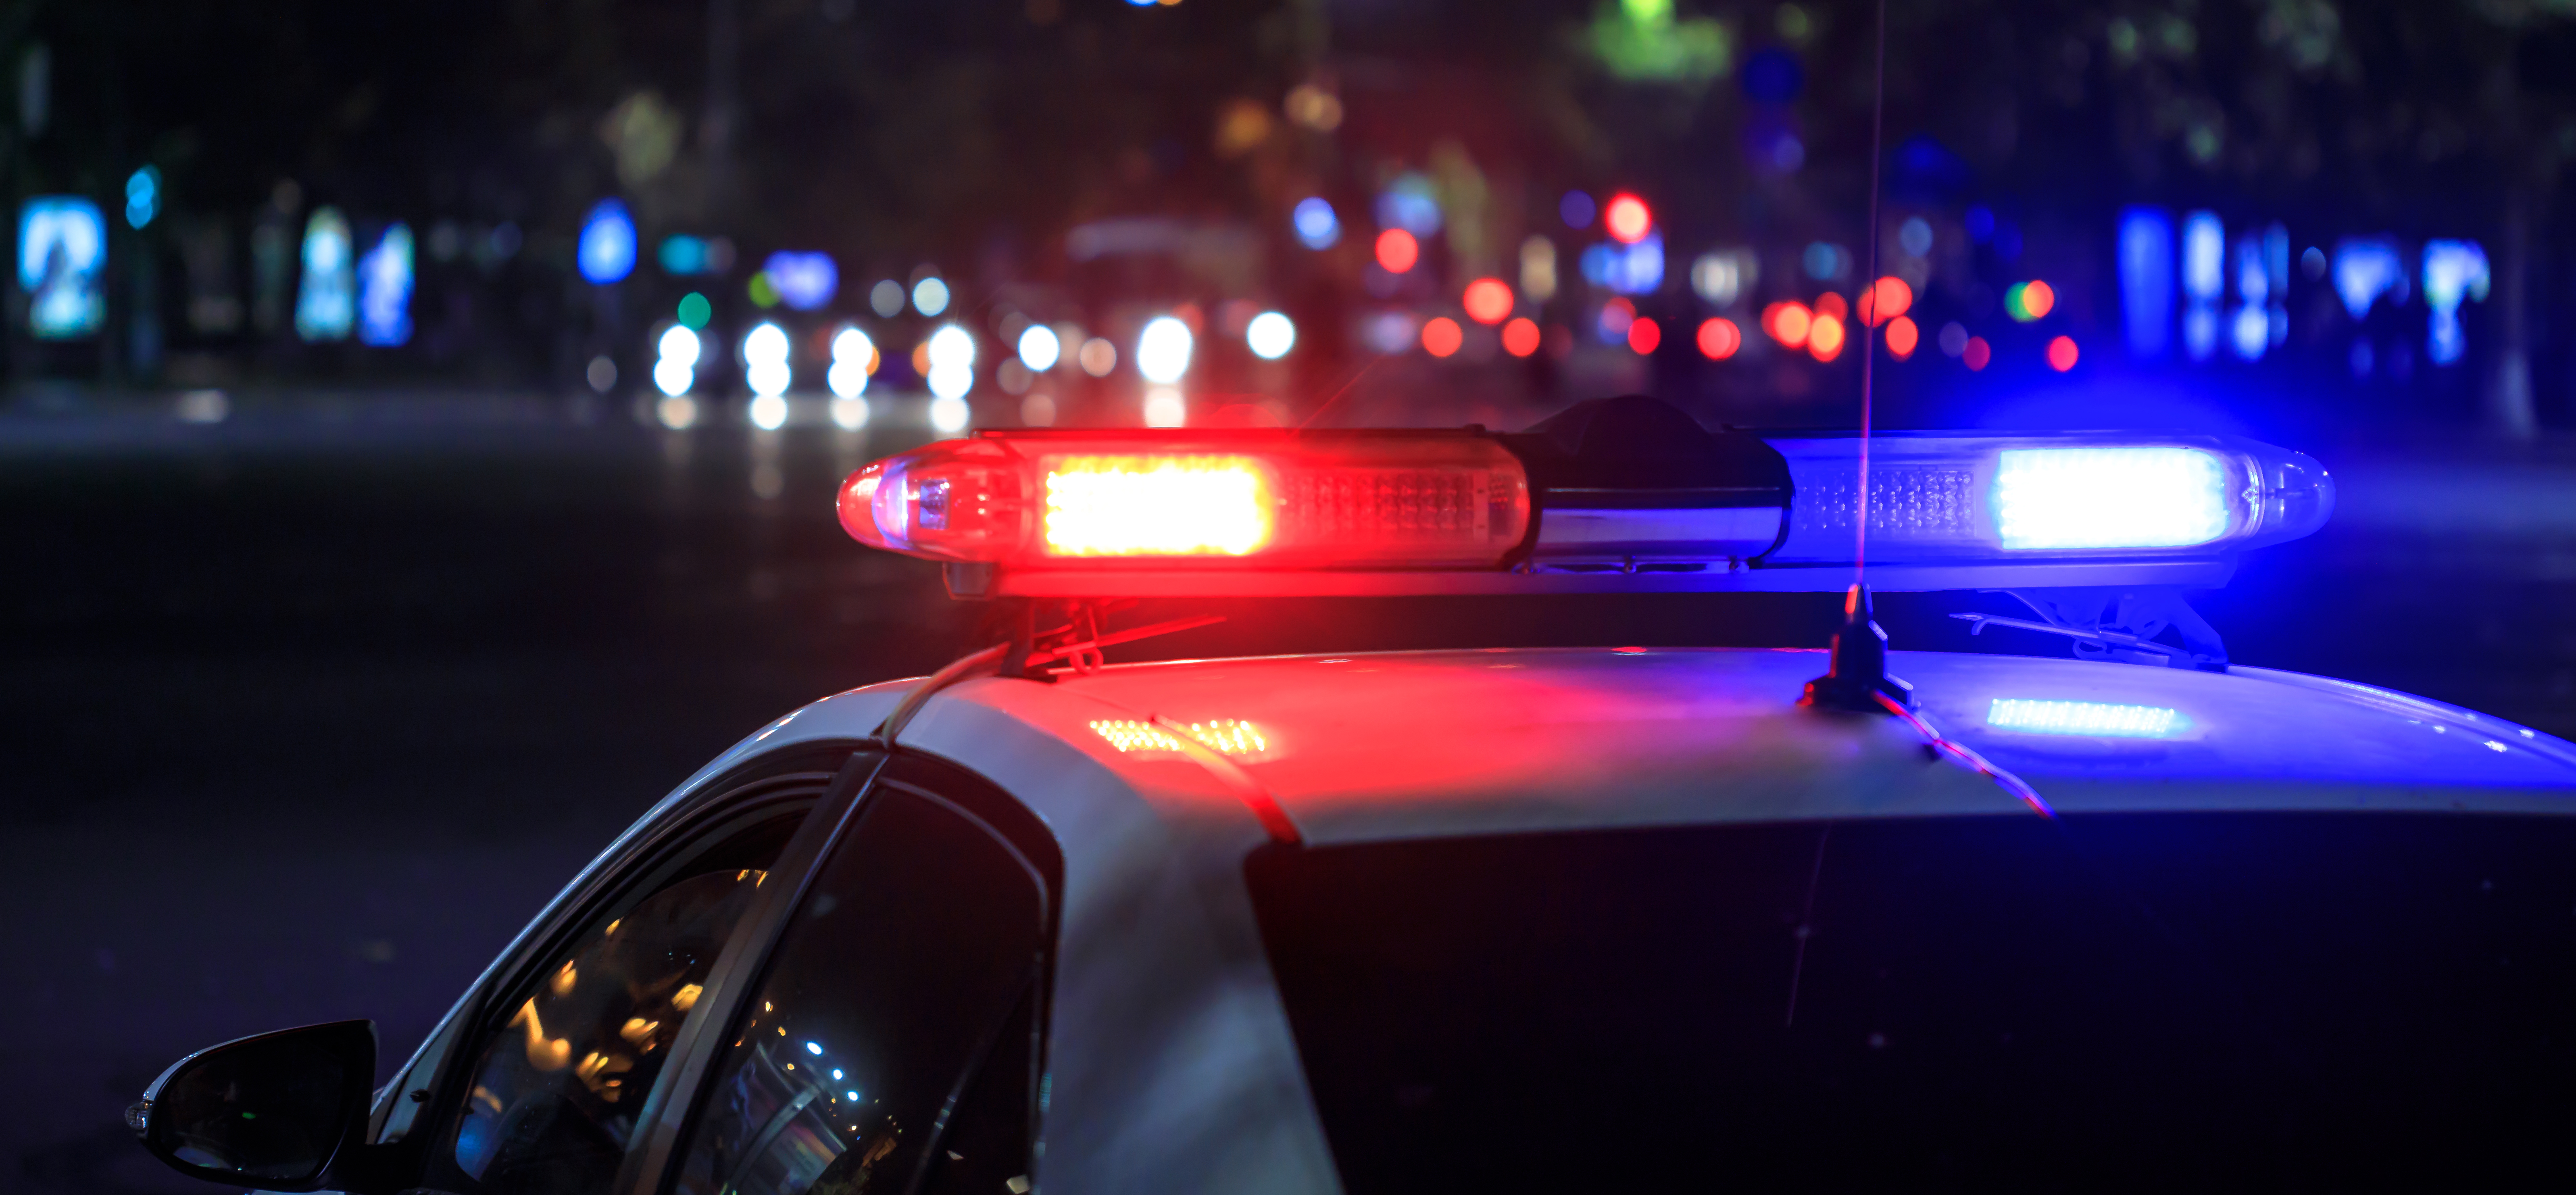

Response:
(1993, 447), (2228, 550)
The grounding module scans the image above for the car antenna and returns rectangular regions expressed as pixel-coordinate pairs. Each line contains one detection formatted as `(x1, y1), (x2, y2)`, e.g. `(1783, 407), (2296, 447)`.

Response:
(1801, 0), (1912, 715)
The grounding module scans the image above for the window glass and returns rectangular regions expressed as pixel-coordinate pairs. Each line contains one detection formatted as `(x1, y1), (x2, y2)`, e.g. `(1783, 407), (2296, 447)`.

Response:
(671, 787), (1046, 1195)
(1248, 812), (2576, 1191)
(449, 866), (773, 1193)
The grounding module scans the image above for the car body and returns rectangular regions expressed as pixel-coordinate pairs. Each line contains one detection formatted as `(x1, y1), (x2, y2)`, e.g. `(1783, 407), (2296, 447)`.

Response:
(136, 640), (2561, 1195)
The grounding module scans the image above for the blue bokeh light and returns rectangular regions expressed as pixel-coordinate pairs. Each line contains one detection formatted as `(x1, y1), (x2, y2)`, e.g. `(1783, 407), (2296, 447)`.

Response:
(577, 199), (638, 284)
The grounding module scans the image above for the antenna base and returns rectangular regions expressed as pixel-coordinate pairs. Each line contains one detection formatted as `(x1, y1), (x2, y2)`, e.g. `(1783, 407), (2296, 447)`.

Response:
(1801, 583), (1915, 714)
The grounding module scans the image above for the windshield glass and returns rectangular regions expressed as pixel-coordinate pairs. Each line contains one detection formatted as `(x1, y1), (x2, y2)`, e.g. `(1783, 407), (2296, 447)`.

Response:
(1247, 812), (2576, 1190)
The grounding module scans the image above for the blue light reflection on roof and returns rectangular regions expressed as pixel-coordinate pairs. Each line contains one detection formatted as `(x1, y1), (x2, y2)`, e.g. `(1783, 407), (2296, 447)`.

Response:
(1988, 699), (2184, 738)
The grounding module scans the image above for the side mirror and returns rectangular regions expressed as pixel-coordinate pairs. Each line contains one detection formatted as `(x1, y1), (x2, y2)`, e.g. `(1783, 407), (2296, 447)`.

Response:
(129, 1020), (376, 1191)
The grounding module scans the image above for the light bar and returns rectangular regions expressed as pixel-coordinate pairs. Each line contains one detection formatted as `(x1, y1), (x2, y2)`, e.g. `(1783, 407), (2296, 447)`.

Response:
(839, 430), (1530, 571)
(1761, 432), (2332, 564)
(833, 400), (2335, 597)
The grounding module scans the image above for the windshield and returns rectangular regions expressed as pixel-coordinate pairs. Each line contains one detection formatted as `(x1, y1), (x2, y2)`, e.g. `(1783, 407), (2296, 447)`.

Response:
(1247, 812), (2576, 1190)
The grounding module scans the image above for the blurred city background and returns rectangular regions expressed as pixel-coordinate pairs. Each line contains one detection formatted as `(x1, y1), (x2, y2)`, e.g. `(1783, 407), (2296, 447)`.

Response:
(8, 1), (2576, 1191)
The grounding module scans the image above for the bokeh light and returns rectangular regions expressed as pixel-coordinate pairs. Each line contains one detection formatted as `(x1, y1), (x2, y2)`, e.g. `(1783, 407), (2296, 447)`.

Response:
(1807, 313), (1846, 361)
(1696, 317), (1741, 359)
(1884, 315), (1919, 358)
(1559, 190), (1596, 229)
(1018, 324), (1061, 371)
(912, 276), (950, 316)
(744, 322), (791, 398)
(1246, 311), (1296, 359)
(869, 279), (905, 317)
(748, 394), (788, 430)
(576, 199), (637, 284)
(2047, 335), (2080, 371)
(1501, 317), (1542, 357)
(1859, 275), (1912, 325)
(1462, 277), (1513, 324)
(676, 292), (712, 328)
(1142, 386), (1187, 427)
(1626, 317), (1661, 354)
(1078, 337), (1117, 376)
(927, 324), (976, 372)
(929, 395), (971, 433)
(1292, 197), (1340, 249)
(1137, 315), (1194, 383)
(1761, 300), (1811, 348)
(829, 327), (874, 400)
(1812, 292), (1848, 322)
(1963, 336), (1992, 370)
(1603, 193), (1652, 244)
(2004, 279), (2055, 321)
(1374, 228), (1419, 273)
(1421, 316), (1463, 357)
(1596, 296), (1636, 343)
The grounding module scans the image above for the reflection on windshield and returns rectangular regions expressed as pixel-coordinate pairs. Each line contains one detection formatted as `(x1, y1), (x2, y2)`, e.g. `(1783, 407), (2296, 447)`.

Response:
(450, 868), (766, 1193)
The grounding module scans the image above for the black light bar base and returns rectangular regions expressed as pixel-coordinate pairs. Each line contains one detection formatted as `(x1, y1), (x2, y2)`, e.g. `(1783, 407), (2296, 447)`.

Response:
(1801, 584), (1915, 713)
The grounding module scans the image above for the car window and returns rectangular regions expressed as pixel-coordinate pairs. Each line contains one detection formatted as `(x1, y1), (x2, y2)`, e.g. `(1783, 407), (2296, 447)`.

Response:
(434, 801), (815, 1195)
(668, 782), (1049, 1195)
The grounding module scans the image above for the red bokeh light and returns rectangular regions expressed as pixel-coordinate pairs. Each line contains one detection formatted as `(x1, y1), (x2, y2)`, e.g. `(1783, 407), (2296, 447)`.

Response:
(1421, 316), (1463, 357)
(1501, 317), (1542, 357)
(1857, 276), (1913, 325)
(2047, 334), (2079, 371)
(1807, 313), (1847, 361)
(1963, 336), (1992, 370)
(1603, 193), (1652, 244)
(1597, 296), (1637, 339)
(1627, 317), (1661, 355)
(1462, 277), (1514, 324)
(1812, 292), (1849, 322)
(1761, 301), (1812, 347)
(1884, 315), (1919, 358)
(1696, 317), (1741, 359)
(1375, 228), (1419, 273)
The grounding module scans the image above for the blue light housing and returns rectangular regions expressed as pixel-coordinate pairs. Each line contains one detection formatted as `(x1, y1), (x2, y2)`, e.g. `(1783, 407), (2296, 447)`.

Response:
(1762, 432), (2333, 565)
(1987, 699), (2184, 738)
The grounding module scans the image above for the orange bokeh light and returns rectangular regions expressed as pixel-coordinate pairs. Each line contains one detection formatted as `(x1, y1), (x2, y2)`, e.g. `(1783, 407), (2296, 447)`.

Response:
(1696, 317), (1741, 359)
(1603, 193), (1652, 244)
(1627, 317), (1661, 355)
(1807, 313), (1847, 361)
(2047, 334), (2079, 371)
(1501, 317), (1542, 357)
(1462, 277), (1514, 324)
(2022, 279), (2056, 319)
(1963, 336), (1992, 371)
(1762, 301), (1812, 348)
(1857, 276), (1913, 325)
(1375, 228), (1419, 273)
(1884, 315), (1919, 358)
(1421, 316), (1463, 357)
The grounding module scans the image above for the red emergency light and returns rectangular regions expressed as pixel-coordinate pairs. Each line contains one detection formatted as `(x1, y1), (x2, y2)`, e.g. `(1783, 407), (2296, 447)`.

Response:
(839, 430), (1532, 573)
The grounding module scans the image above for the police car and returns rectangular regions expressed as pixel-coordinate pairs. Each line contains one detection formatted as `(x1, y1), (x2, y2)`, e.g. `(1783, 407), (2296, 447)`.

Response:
(129, 397), (2576, 1193)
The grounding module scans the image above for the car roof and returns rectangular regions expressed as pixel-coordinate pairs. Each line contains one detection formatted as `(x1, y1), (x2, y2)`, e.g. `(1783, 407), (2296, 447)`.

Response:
(692, 646), (2576, 847)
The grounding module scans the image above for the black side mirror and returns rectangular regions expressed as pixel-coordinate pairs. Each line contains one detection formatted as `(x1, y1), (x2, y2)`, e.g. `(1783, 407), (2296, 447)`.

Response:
(129, 1020), (376, 1191)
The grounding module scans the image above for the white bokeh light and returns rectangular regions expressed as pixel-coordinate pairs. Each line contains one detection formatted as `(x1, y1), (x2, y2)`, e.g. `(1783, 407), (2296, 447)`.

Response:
(1017, 324), (1061, 372)
(928, 394), (971, 433)
(1245, 311), (1296, 360)
(927, 325), (975, 372)
(657, 325), (702, 367)
(829, 395), (870, 430)
(1136, 315), (1193, 384)
(912, 277), (950, 316)
(748, 393), (789, 429)
(829, 327), (873, 399)
(1142, 384), (1187, 428)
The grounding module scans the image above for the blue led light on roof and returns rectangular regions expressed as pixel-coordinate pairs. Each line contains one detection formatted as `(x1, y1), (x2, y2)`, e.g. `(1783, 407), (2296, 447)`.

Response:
(1993, 447), (2228, 551)
(1988, 699), (2183, 738)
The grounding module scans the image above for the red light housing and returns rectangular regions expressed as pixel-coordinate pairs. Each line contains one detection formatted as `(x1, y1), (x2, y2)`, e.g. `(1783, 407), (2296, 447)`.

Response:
(840, 430), (1532, 572)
